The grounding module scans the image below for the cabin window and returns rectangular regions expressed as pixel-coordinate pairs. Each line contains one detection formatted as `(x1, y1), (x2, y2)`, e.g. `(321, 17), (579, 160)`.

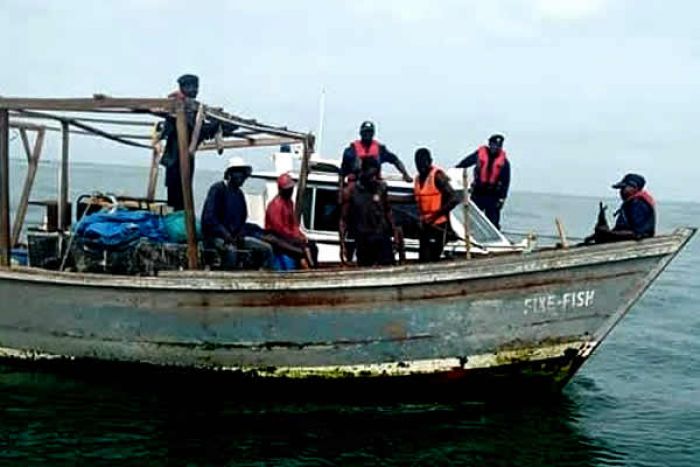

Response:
(301, 188), (313, 229)
(451, 190), (504, 243)
(312, 188), (341, 231)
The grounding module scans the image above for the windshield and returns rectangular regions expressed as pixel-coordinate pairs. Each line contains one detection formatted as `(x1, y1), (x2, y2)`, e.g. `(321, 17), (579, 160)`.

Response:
(450, 195), (506, 244)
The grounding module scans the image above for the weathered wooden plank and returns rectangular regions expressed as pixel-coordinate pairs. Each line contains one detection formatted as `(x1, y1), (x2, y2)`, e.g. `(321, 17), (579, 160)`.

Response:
(146, 138), (162, 201)
(69, 116), (156, 127)
(175, 102), (199, 269)
(463, 168), (471, 259)
(58, 122), (70, 232)
(11, 119), (151, 140)
(0, 97), (174, 112)
(187, 104), (204, 155)
(204, 106), (308, 140)
(295, 136), (314, 222)
(0, 110), (9, 267)
(198, 136), (300, 151)
(19, 128), (32, 161)
(11, 128), (45, 246)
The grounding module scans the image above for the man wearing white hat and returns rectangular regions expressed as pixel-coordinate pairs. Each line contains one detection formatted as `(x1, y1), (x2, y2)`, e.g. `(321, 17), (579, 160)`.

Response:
(201, 157), (274, 269)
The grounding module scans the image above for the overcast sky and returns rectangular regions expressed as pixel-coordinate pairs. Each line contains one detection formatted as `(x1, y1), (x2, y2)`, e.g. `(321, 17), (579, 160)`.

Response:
(2, 0), (699, 202)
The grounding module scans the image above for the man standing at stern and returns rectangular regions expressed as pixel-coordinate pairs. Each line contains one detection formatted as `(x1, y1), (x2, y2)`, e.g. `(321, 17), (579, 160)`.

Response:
(455, 134), (510, 229)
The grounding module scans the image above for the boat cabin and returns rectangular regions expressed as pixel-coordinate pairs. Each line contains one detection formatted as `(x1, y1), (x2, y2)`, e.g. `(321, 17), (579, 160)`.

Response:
(247, 151), (524, 263)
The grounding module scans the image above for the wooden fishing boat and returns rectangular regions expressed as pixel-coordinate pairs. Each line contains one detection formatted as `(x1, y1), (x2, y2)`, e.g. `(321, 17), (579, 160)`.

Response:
(0, 97), (694, 391)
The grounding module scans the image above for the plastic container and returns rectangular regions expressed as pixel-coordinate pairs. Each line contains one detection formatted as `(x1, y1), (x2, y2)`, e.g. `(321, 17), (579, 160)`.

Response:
(11, 248), (28, 266)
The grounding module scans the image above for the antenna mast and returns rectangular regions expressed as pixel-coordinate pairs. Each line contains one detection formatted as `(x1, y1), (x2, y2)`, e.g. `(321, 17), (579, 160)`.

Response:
(316, 88), (326, 156)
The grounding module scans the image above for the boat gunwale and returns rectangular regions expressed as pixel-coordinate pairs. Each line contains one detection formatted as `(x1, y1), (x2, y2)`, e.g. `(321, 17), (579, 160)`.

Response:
(0, 227), (694, 291)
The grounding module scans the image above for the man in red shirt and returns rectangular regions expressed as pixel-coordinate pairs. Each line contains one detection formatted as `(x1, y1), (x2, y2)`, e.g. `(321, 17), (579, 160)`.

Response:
(265, 173), (318, 268)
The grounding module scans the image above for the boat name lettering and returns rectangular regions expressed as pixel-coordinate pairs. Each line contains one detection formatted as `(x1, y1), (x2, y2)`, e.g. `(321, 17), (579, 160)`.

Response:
(523, 290), (595, 314)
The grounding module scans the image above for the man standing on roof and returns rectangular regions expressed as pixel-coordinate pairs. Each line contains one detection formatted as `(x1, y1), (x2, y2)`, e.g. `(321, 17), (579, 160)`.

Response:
(414, 148), (459, 262)
(454, 134), (511, 229)
(340, 121), (413, 183)
(159, 74), (237, 211)
(201, 157), (274, 269)
(586, 173), (656, 244)
(265, 173), (318, 268)
(340, 157), (396, 267)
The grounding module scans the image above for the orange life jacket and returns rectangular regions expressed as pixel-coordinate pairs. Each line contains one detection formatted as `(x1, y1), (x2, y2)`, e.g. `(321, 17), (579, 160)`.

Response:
(630, 190), (656, 208)
(630, 190), (656, 209)
(414, 165), (447, 225)
(352, 140), (380, 159)
(477, 146), (507, 185)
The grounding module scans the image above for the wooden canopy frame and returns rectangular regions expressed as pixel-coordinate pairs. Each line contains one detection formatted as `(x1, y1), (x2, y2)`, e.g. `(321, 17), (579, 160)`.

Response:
(0, 96), (314, 269)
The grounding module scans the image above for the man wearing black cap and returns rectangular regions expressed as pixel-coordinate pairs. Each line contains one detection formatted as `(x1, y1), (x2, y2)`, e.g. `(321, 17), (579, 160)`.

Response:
(455, 134), (511, 229)
(340, 121), (413, 183)
(589, 173), (656, 243)
(159, 74), (237, 211)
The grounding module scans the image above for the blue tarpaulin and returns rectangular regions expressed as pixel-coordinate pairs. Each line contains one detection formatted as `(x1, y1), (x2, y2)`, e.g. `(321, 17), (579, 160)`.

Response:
(75, 210), (168, 247)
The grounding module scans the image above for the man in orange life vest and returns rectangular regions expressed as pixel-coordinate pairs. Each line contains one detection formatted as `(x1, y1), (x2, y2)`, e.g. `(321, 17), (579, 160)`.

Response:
(588, 173), (656, 243)
(340, 121), (413, 183)
(413, 148), (459, 262)
(455, 134), (510, 229)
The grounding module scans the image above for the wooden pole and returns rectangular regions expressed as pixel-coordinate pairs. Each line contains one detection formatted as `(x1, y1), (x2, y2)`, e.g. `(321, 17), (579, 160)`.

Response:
(187, 104), (204, 155)
(146, 124), (162, 201)
(555, 217), (569, 249)
(462, 168), (471, 260)
(175, 102), (199, 269)
(0, 110), (10, 267)
(12, 128), (45, 246)
(58, 121), (70, 231)
(19, 128), (32, 157)
(295, 135), (314, 222)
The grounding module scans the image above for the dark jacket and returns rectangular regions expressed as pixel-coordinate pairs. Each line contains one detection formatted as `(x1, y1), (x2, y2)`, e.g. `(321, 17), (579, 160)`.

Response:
(201, 181), (248, 242)
(160, 99), (236, 182)
(614, 196), (655, 238)
(347, 180), (393, 237)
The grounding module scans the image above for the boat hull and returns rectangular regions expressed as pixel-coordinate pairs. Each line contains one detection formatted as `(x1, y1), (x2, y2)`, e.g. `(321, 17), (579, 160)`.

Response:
(0, 228), (694, 389)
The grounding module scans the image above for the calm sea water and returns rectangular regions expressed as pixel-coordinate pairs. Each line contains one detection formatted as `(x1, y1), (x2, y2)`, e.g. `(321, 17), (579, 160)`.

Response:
(1, 160), (698, 465)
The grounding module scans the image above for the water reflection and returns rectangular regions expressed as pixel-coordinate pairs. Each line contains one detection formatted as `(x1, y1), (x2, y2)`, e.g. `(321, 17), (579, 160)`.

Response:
(0, 366), (624, 465)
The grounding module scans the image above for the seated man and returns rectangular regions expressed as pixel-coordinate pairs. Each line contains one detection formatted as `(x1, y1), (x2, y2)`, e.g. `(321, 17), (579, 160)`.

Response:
(586, 173), (656, 244)
(339, 157), (396, 267)
(201, 157), (274, 269)
(264, 173), (318, 269)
